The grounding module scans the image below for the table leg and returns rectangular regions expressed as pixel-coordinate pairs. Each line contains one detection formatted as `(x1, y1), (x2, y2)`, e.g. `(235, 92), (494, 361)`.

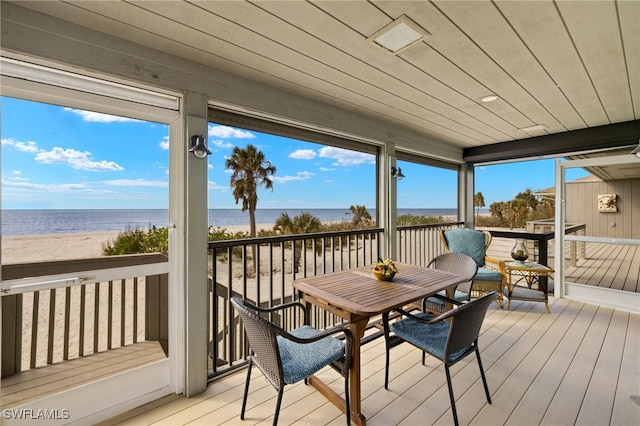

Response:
(348, 316), (368, 426)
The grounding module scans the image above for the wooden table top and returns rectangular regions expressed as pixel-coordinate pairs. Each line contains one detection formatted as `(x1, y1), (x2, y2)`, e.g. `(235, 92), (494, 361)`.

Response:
(293, 263), (466, 316)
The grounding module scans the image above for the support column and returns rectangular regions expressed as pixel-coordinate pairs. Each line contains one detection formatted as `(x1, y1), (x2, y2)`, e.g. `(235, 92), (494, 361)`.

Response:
(181, 92), (209, 396)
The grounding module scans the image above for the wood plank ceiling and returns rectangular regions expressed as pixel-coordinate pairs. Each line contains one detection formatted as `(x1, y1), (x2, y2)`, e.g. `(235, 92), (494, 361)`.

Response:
(6, 1), (640, 170)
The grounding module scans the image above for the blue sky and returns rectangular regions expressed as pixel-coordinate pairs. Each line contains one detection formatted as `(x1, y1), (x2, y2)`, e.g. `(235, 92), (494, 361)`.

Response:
(1, 97), (587, 210)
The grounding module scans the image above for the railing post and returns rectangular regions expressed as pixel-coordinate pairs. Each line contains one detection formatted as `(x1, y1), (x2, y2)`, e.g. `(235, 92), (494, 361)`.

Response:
(1, 294), (22, 377)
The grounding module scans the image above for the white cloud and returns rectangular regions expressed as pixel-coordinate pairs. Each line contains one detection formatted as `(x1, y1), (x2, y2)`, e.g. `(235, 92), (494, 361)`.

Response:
(5, 138), (124, 172)
(272, 171), (314, 183)
(102, 179), (167, 188)
(1, 178), (102, 193)
(212, 139), (234, 149)
(208, 180), (228, 190)
(64, 108), (139, 123)
(35, 147), (124, 171)
(318, 167), (335, 172)
(209, 125), (255, 139)
(289, 149), (316, 160)
(319, 146), (374, 166)
(2, 138), (39, 153)
(159, 136), (169, 150)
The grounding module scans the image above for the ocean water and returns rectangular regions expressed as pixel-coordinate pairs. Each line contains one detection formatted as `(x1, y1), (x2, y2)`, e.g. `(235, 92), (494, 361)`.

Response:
(1, 208), (461, 236)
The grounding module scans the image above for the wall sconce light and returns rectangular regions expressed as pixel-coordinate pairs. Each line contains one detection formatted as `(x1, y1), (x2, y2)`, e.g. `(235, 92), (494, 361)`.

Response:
(391, 166), (405, 180)
(189, 135), (211, 159)
(630, 142), (640, 159)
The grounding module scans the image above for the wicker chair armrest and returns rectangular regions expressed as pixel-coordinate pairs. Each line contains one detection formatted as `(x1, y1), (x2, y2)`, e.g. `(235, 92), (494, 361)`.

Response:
(394, 305), (458, 325)
(485, 255), (507, 280)
(421, 293), (463, 311)
(249, 300), (308, 323)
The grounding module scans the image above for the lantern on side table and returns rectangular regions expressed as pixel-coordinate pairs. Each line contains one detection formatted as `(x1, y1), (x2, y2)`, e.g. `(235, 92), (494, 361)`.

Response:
(510, 239), (529, 265)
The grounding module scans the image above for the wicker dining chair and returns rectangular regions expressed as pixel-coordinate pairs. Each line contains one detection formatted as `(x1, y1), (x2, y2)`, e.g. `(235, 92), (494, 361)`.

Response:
(423, 252), (478, 314)
(440, 228), (507, 307)
(383, 291), (497, 426)
(230, 297), (353, 426)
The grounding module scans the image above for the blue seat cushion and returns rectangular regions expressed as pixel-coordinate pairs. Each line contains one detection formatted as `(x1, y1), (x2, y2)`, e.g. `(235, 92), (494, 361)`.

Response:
(390, 312), (468, 362)
(277, 325), (345, 384)
(444, 229), (487, 267)
(476, 266), (503, 282)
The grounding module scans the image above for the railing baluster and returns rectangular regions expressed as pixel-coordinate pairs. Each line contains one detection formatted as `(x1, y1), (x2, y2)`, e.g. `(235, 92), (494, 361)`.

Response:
(121, 279), (126, 347)
(133, 277), (138, 343)
(30, 291), (39, 369)
(107, 281), (114, 350)
(47, 289), (55, 365)
(64, 287), (71, 360)
(80, 285), (86, 356)
(94, 282), (100, 354)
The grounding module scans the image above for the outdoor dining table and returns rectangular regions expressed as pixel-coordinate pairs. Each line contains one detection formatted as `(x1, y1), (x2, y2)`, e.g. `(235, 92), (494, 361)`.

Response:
(292, 263), (467, 426)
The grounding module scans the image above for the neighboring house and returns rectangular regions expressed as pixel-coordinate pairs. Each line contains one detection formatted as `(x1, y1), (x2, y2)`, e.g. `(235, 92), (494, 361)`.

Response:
(537, 174), (640, 240)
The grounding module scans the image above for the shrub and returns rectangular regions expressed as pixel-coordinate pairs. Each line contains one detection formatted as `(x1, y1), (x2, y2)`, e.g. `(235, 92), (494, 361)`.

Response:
(397, 214), (445, 226)
(102, 226), (168, 255)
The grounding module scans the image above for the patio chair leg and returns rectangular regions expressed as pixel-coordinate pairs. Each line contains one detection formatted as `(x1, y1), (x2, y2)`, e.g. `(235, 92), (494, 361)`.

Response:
(476, 348), (492, 404)
(273, 387), (284, 426)
(241, 357), (253, 420)
(383, 312), (390, 390)
(384, 348), (390, 389)
(344, 375), (351, 425)
(444, 365), (459, 426)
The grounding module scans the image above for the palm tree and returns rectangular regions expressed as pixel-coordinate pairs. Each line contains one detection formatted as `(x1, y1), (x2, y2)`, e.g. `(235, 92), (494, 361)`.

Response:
(274, 212), (322, 272)
(474, 192), (485, 217)
(225, 144), (276, 271)
(348, 204), (372, 227)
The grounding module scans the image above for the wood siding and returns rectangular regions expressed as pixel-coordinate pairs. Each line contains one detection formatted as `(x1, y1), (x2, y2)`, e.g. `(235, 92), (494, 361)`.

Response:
(565, 178), (639, 239)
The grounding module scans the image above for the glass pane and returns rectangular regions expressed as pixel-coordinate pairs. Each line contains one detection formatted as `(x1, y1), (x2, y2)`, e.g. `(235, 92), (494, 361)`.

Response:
(2, 97), (170, 263)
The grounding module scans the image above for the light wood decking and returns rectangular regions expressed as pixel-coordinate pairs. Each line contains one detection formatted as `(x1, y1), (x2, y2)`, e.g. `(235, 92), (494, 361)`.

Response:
(100, 298), (639, 426)
(1, 341), (166, 409)
(565, 242), (640, 292)
(488, 237), (640, 294)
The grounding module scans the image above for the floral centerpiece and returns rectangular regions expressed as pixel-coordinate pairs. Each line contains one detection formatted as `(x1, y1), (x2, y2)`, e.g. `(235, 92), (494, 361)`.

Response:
(372, 258), (399, 281)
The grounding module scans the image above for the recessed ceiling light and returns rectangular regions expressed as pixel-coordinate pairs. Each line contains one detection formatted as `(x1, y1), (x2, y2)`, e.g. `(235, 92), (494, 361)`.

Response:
(368, 15), (430, 54)
(519, 124), (548, 133)
(481, 95), (499, 103)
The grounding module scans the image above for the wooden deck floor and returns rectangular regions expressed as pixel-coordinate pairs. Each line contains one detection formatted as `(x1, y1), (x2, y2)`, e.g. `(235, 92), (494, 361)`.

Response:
(565, 242), (640, 292)
(1, 341), (166, 409)
(101, 298), (640, 426)
(487, 237), (639, 294)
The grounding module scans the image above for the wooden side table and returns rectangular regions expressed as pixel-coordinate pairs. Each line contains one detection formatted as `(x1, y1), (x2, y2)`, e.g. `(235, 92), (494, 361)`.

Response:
(504, 262), (554, 313)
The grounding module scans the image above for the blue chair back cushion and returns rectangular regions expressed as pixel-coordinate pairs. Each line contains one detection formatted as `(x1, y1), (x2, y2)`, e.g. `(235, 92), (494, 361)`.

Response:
(277, 325), (345, 384)
(444, 229), (486, 267)
(390, 313), (468, 363)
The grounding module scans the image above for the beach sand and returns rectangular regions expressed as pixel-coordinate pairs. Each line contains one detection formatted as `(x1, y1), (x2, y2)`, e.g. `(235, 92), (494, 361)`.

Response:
(1, 217), (460, 264)
(2, 231), (121, 264)
(1, 224), (268, 264)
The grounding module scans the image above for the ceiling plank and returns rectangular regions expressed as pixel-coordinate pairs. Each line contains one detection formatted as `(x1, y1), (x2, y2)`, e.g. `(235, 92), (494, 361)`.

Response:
(557, 1), (635, 123)
(618, 0), (640, 118)
(495, 0), (609, 128)
(233, 0), (505, 144)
